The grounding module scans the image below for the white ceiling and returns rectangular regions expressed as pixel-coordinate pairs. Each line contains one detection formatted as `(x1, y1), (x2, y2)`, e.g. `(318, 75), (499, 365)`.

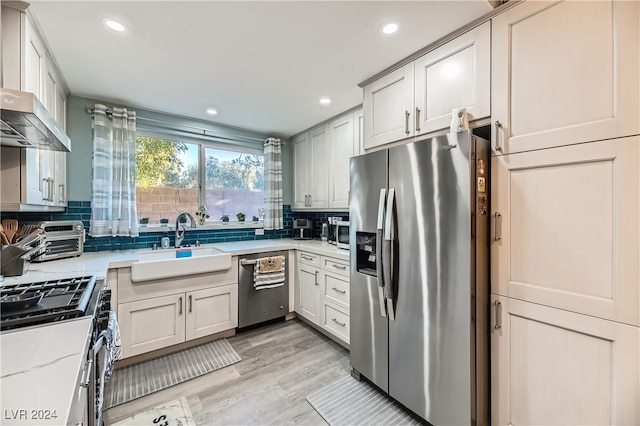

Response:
(28, 1), (494, 138)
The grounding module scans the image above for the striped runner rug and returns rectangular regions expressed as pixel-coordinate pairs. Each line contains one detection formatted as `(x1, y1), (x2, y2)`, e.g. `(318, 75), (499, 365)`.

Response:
(104, 339), (241, 409)
(306, 376), (425, 426)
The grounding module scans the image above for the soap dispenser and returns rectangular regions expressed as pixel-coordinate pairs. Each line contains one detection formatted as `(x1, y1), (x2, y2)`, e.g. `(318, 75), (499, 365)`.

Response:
(160, 232), (170, 249)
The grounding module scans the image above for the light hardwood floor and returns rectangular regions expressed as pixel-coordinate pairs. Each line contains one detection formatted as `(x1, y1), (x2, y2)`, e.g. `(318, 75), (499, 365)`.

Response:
(104, 318), (351, 425)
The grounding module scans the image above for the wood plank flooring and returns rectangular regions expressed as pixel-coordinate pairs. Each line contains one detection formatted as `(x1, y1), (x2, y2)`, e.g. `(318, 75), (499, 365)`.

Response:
(104, 318), (351, 425)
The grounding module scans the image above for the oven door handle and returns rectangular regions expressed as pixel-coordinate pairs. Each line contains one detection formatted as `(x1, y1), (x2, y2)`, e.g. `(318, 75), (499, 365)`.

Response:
(81, 359), (93, 388)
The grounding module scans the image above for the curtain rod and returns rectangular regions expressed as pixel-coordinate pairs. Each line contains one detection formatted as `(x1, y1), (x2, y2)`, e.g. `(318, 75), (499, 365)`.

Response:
(86, 105), (268, 143)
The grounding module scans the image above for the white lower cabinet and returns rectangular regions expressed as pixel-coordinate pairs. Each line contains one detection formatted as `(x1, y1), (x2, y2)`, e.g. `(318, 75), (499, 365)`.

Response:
(119, 294), (186, 357)
(491, 294), (639, 426)
(296, 250), (350, 346)
(298, 263), (321, 324)
(116, 262), (238, 359)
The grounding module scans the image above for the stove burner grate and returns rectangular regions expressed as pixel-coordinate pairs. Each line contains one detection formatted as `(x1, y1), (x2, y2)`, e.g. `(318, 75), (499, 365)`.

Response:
(1, 276), (97, 330)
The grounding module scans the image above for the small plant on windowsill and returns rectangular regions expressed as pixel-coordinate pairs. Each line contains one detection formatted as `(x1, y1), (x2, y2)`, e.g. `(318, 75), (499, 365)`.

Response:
(220, 214), (229, 224)
(236, 212), (246, 223)
(195, 205), (210, 226)
(252, 216), (259, 223)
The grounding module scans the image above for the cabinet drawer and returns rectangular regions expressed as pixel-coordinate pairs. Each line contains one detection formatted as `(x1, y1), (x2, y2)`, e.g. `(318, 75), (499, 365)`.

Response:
(323, 303), (350, 344)
(323, 273), (349, 308)
(321, 256), (349, 276)
(298, 251), (320, 267)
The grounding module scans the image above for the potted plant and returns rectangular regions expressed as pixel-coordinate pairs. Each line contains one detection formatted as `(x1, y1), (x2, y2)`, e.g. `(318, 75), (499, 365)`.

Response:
(252, 215), (259, 223)
(236, 212), (246, 223)
(220, 214), (229, 224)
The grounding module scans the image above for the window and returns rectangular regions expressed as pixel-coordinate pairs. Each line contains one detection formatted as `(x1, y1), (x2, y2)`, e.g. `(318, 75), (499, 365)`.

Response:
(135, 136), (264, 225)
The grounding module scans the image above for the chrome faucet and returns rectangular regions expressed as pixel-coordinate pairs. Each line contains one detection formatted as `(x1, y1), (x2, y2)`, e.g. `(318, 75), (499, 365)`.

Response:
(175, 212), (196, 248)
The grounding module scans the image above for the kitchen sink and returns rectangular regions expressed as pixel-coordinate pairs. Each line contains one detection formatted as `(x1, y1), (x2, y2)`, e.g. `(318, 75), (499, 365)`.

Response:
(131, 247), (232, 282)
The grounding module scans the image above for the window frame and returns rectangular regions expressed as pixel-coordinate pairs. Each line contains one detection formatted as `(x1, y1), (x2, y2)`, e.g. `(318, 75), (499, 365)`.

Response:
(135, 130), (265, 230)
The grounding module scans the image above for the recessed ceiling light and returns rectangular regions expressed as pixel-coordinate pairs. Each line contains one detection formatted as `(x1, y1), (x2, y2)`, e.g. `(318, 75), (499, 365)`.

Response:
(104, 19), (126, 32)
(206, 108), (218, 115)
(319, 97), (331, 106)
(381, 21), (399, 35)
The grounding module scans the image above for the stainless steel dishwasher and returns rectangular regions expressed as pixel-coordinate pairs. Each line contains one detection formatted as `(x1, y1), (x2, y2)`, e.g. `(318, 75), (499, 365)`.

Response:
(238, 250), (289, 328)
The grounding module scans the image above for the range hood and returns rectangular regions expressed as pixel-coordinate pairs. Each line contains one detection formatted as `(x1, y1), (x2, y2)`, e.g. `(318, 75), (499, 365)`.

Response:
(0, 88), (71, 152)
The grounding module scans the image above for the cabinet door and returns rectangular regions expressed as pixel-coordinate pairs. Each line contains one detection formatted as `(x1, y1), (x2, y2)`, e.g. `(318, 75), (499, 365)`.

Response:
(44, 56), (57, 114)
(310, 125), (329, 208)
(185, 285), (238, 341)
(491, 137), (640, 326)
(491, 0), (639, 154)
(55, 84), (67, 131)
(54, 151), (66, 206)
(297, 264), (320, 324)
(491, 295), (639, 426)
(414, 21), (490, 136)
(328, 113), (354, 208)
(19, 149), (45, 205)
(118, 294), (185, 358)
(38, 150), (55, 204)
(293, 132), (310, 209)
(363, 63), (414, 150)
(23, 17), (45, 100)
(353, 107), (364, 156)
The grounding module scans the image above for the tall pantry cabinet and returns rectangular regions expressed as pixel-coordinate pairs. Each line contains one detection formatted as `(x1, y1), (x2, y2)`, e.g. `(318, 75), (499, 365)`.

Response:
(489, 1), (640, 425)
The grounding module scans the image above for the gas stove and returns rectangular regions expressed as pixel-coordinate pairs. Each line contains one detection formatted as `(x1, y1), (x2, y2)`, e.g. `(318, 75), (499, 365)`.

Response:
(0, 276), (100, 331)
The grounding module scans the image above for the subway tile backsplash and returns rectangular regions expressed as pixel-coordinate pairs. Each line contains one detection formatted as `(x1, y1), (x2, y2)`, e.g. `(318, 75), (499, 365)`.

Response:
(1, 203), (346, 252)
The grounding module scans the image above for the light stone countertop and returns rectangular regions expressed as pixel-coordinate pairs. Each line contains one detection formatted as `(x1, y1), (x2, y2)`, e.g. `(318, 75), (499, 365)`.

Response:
(0, 317), (93, 425)
(0, 237), (351, 423)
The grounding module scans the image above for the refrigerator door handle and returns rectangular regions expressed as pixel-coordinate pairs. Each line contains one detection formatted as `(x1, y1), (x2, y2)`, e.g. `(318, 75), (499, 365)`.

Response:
(383, 187), (396, 321)
(376, 188), (388, 317)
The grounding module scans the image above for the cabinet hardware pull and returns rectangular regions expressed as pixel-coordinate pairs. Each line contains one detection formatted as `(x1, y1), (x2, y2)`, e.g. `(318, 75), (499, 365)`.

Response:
(495, 121), (504, 152)
(308, 195), (311, 206)
(332, 264), (346, 270)
(405, 111), (410, 135)
(302, 255), (314, 261)
(315, 270), (319, 285)
(493, 212), (502, 242)
(179, 296), (183, 315)
(189, 295), (193, 313)
(494, 300), (502, 330)
(332, 287), (346, 294)
(415, 107), (421, 132)
(81, 359), (93, 387)
(332, 318), (346, 327)
(59, 183), (65, 203)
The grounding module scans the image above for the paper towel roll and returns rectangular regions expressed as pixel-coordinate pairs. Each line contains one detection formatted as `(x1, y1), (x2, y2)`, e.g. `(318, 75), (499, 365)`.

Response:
(450, 108), (469, 133)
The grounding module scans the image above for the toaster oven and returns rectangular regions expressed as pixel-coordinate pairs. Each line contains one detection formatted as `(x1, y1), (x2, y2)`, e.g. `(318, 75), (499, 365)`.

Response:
(28, 220), (85, 262)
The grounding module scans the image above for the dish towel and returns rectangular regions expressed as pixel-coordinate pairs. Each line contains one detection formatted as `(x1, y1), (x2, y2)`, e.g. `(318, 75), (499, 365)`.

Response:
(253, 255), (286, 290)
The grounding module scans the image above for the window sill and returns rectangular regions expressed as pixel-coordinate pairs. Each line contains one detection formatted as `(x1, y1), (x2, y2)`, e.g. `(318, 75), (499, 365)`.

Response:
(137, 222), (264, 234)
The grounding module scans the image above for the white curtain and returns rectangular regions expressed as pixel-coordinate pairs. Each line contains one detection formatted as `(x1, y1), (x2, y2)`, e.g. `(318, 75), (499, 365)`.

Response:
(263, 137), (283, 230)
(89, 104), (139, 237)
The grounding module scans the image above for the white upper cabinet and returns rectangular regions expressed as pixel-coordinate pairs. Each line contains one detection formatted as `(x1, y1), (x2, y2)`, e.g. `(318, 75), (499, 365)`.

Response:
(363, 63), (415, 149)
(329, 113), (354, 209)
(491, 0), (639, 154)
(293, 107), (362, 211)
(309, 125), (329, 208)
(1, 5), (68, 132)
(23, 15), (46, 101)
(414, 21), (490, 136)
(363, 21), (491, 150)
(293, 124), (330, 209)
(491, 136), (640, 326)
(293, 132), (310, 209)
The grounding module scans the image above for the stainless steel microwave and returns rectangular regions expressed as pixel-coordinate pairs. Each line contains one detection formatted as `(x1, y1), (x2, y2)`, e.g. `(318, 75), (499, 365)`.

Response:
(336, 220), (350, 250)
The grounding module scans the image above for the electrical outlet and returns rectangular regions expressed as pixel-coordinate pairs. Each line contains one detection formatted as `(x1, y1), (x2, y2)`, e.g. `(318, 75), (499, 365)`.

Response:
(255, 228), (264, 236)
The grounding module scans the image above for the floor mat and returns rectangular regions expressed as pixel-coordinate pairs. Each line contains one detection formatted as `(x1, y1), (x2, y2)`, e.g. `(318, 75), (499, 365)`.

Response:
(306, 375), (424, 425)
(105, 339), (241, 409)
(111, 397), (196, 426)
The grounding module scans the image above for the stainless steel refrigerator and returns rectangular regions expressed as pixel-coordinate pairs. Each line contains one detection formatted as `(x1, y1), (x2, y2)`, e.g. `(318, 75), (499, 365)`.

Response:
(349, 130), (490, 426)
